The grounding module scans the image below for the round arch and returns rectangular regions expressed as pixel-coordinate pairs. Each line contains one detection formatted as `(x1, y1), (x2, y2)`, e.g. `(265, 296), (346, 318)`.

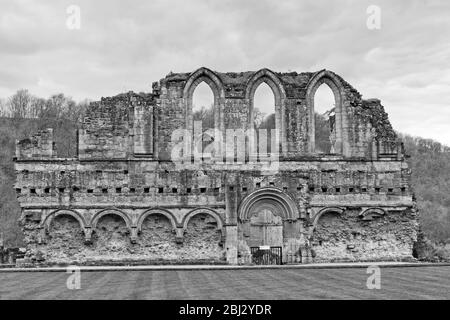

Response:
(311, 207), (345, 230)
(41, 209), (87, 231)
(181, 208), (224, 230)
(306, 70), (347, 155)
(238, 187), (299, 222)
(90, 208), (132, 230)
(359, 207), (386, 219)
(137, 208), (178, 232)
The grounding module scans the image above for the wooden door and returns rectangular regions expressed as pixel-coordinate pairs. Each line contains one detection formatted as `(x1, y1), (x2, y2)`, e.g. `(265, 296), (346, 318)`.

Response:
(249, 209), (283, 247)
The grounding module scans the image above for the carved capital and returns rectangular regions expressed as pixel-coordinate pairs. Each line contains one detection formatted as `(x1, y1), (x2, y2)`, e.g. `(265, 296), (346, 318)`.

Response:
(130, 227), (138, 244)
(175, 227), (184, 244)
(38, 227), (46, 244)
(84, 227), (92, 244)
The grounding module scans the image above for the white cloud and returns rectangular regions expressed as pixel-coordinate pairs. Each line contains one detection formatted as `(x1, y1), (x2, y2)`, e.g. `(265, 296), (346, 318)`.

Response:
(0, 0), (449, 145)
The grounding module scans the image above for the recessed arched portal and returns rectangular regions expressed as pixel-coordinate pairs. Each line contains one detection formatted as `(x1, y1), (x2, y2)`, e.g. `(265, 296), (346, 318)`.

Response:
(238, 188), (299, 247)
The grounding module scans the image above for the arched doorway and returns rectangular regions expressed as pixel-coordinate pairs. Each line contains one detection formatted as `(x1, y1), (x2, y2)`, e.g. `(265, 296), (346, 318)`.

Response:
(238, 188), (301, 264)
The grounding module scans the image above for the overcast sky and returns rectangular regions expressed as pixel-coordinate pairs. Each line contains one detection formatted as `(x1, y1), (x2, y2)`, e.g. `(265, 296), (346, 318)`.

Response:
(0, 0), (449, 145)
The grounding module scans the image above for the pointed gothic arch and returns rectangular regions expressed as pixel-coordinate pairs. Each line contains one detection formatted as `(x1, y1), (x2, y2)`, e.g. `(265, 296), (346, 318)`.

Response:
(306, 70), (349, 156)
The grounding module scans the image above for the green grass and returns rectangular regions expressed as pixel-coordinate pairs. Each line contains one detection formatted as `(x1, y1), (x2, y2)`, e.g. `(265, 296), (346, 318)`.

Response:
(0, 266), (449, 299)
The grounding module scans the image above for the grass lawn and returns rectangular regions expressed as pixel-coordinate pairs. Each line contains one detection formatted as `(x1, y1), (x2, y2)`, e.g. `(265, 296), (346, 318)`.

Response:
(0, 266), (449, 299)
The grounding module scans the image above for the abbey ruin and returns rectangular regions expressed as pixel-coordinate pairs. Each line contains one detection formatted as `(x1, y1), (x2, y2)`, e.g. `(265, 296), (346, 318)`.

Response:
(14, 68), (419, 265)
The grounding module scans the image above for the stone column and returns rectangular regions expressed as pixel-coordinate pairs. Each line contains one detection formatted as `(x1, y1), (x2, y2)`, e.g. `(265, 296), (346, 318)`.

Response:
(0, 234), (4, 264)
(224, 225), (238, 265)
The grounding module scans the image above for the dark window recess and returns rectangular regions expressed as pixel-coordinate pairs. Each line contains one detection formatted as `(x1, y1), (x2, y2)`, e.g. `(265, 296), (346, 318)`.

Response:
(30, 188), (36, 194)
(200, 187), (206, 193)
(256, 182), (261, 188)
(123, 170), (128, 174)
(349, 187), (354, 193)
(158, 187), (164, 193)
(242, 187), (247, 192)
(172, 188), (178, 193)
(269, 182), (275, 186)
(116, 188), (122, 193)
(321, 187), (328, 193)
(214, 187), (220, 193)
(96, 170), (102, 174)
(102, 188), (108, 194)
(15, 188), (21, 194)
(229, 186), (234, 191)
(129, 188), (136, 193)
(72, 187), (79, 192)
(388, 188), (394, 193)
(361, 188), (367, 193)
(335, 187), (341, 193)
(401, 187), (406, 192)
(296, 186), (302, 191)
(186, 187), (192, 194)
(375, 187), (381, 193)
(44, 188), (50, 193)
(87, 189), (94, 194)
(144, 187), (150, 193)
(60, 171), (65, 175)
(283, 187), (288, 191)
(59, 188), (65, 193)
(309, 187), (315, 192)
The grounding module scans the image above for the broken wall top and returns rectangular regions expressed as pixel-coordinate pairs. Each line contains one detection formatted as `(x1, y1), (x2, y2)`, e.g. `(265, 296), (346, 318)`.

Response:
(15, 67), (402, 161)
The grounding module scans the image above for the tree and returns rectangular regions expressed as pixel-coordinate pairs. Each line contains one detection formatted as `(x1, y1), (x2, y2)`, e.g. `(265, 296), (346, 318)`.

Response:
(315, 112), (332, 153)
(193, 104), (214, 130)
(253, 108), (265, 128)
(258, 113), (275, 129)
(0, 98), (7, 117)
(30, 97), (47, 119)
(8, 89), (33, 118)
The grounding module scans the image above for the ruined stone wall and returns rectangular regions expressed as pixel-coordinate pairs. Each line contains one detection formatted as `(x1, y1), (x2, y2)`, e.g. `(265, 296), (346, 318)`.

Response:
(23, 213), (224, 265)
(78, 92), (154, 160)
(14, 67), (418, 265)
(15, 128), (56, 159)
(15, 158), (416, 264)
(312, 208), (418, 262)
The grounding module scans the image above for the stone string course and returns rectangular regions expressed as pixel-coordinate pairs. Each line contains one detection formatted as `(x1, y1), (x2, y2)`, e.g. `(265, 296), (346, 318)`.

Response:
(14, 67), (418, 265)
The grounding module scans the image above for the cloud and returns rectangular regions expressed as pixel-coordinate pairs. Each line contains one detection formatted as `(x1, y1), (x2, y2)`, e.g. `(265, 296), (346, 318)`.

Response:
(0, 0), (448, 145)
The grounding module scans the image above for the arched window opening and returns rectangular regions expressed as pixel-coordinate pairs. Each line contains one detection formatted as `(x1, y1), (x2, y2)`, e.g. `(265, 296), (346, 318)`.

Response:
(192, 81), (215, 158)
(314, 84), (336, 154)
(253, 82), (276, 154)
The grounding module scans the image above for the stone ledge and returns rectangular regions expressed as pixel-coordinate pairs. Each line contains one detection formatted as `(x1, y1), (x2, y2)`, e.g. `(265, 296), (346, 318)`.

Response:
(2, 261), (450, 273)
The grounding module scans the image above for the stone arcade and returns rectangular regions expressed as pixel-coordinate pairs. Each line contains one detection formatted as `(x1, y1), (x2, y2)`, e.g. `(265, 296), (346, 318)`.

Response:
(14, 68), (419, 265)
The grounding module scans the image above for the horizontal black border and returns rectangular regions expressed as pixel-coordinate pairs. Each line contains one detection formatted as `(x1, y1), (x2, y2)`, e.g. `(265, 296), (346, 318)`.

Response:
(0, 300), (444, 319)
